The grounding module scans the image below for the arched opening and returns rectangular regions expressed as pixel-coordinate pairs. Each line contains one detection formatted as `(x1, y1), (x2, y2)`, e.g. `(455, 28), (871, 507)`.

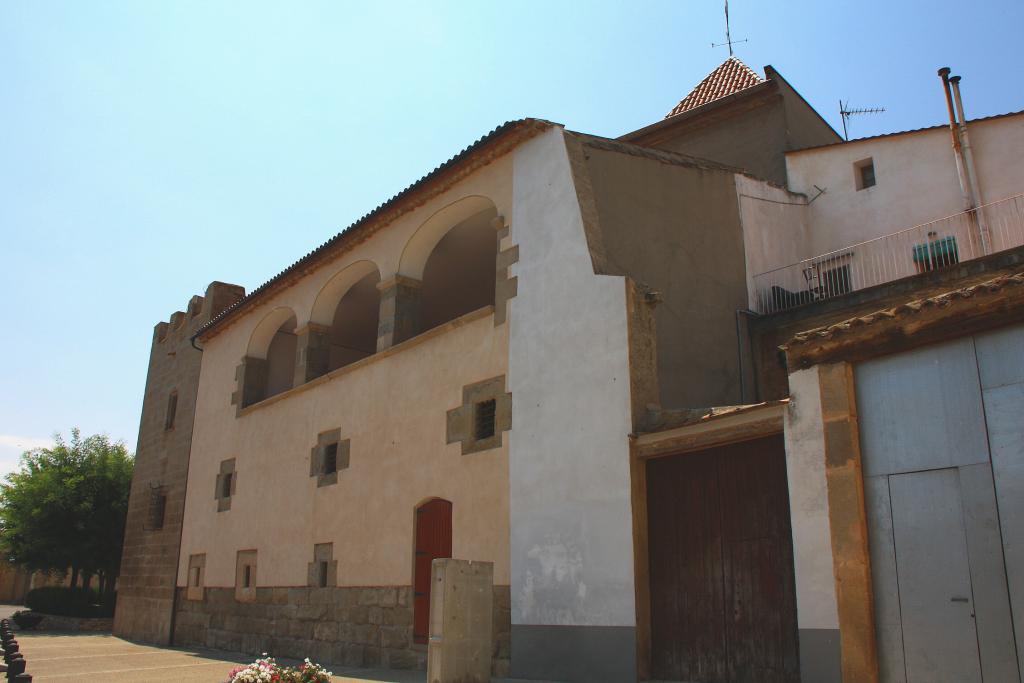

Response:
(264, 314), (297, 398)
(413, 498), (452, 644)
(419, 207), (497, 332)
(328, 270), (381, 371)
(241, 307), (299, 406)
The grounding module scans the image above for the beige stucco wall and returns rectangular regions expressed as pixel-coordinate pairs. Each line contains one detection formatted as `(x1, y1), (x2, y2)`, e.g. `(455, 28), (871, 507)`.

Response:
(179, 156), (515, 589)
(785, 113), (1024, 259)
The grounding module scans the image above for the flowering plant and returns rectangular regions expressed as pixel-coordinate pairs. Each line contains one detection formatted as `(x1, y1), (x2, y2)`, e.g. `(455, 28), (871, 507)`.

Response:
(226, 655), (333, 683)
(225, 655), (281, 683)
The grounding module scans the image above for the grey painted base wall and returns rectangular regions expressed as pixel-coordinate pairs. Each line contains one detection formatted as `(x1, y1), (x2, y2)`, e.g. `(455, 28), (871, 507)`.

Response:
(798, 628), (841, 683)
(511, 624), (636, 683)
(173, 585), (511, 676)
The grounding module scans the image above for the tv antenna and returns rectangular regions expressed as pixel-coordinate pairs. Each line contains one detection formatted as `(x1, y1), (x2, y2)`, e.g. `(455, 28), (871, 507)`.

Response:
(712, 0), (747, 56)
(839, 100), (886, 140)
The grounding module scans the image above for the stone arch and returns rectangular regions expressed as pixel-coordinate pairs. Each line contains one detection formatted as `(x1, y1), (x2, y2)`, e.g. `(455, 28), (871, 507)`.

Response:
(237, 306), (298, 405)
(398, 195), (498, 280)
(309, 260), (382, 326)
(396, 196), (498, 334)
(247, 306), (298, 359)
(292, 260), (385, 380)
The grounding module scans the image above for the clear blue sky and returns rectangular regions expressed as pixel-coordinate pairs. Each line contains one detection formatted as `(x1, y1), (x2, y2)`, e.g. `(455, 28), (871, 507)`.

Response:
(1, 0), (1021, 472)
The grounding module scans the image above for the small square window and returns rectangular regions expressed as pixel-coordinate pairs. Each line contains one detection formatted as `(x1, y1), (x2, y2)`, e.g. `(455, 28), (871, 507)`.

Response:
(855, 158), (876, 190)
(235, 550), (257, 602)
(187, 554), (205, 601)
(322, 443), (338, 475)
(475, 399), (497, 441)
(310, 433), (348, 486)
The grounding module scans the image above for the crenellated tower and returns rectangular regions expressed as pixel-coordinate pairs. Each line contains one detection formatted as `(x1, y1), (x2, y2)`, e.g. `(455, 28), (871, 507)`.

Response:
(113, 281), (244, 644)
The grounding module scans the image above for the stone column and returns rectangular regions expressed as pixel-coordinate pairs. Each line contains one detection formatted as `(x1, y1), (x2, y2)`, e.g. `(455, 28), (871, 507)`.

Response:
(231, 356), (267, 411)
(376, 276), (422, 351)
(294, 323), (331, 386)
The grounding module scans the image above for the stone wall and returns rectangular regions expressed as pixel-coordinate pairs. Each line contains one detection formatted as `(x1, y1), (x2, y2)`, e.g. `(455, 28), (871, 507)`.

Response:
(113, 282), (245, 645)
(30, 614), (114, 632)
(172, 585), (511, 676)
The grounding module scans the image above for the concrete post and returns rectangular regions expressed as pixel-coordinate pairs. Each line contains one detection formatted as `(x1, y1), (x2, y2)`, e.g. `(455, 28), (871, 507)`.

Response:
(293, 323), (331, 385)
(426, 559), (494, 683)
(376, 276), (422, 351)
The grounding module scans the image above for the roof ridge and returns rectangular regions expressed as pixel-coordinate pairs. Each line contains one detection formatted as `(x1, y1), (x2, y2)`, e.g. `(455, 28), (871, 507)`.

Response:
(666, 56), (764, 119)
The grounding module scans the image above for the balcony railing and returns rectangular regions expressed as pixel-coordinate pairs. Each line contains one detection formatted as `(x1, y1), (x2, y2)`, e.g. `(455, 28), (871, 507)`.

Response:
(752, 193), (1024, 314)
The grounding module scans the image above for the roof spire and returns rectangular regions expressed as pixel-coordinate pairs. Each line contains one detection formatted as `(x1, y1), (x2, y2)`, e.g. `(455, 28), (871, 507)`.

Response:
(665, 56), (764, 118)
(711, 0), (748, 56)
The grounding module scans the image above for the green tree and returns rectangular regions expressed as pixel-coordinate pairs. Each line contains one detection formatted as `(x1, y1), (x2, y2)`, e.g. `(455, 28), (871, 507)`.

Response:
(0, 429), (133, 601)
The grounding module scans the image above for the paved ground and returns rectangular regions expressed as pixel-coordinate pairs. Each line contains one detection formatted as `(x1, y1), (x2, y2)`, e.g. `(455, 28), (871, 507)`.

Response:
(0, 606), (551, 683)
(0, 604), (422, 682)
(13, 632), (431, 682)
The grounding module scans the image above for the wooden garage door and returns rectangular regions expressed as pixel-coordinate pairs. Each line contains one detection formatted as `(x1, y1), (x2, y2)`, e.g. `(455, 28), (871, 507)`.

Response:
(647, 434), (799, 682)
(413, 498), (452, 644)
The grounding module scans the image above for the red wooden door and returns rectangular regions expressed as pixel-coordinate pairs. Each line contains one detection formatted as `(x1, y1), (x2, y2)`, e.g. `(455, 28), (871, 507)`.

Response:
(413, 498), (452, 644)
(647, 435), (799, 682)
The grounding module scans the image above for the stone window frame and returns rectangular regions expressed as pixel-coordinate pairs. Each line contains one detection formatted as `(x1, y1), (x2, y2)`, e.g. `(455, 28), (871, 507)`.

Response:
(446, 375), (512, 455)
(215, 458), (237, 512)
(235, 549), (257, 603)
(164, 390), (178, 430)
(186, 554), (205, 601)
(310, 429), (350, 487)
(307, 542), (337, 588)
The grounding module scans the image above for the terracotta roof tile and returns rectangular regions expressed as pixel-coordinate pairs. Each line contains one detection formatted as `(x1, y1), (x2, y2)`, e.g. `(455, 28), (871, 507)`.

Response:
(783, 270), (1024, 349)
(666, 56), (764, 119)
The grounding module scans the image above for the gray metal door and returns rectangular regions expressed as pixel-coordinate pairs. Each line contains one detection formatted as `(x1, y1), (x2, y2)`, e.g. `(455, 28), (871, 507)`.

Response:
(888, 469), (981, 683)
(857, 327), (1023, 683)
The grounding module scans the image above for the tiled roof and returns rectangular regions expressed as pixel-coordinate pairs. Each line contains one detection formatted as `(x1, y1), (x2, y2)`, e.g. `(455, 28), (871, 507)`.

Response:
(783, 270), (1024, 349)
(666, 56), (764, 118)
(194, 118), (553, 341)
(788, 109), (1024, 154)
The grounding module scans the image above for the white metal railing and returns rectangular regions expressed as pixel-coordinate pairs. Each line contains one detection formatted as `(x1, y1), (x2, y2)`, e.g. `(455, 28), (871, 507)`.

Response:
(752, 193), (1024, 314)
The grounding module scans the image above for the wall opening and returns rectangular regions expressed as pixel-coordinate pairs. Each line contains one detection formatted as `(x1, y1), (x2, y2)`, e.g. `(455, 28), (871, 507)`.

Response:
(264, 314), (297, 398)
(419, 209), (497, 332)
(413, 498), (452, 644)
(854, 157), (876, 190)
(328, 270), (381, 371)
(164, 391), (178, 430)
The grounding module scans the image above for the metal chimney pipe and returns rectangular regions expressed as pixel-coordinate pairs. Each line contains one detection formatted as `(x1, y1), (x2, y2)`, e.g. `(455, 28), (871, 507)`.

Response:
(938, 67), (973, 213)
(949, 75), (989, 252)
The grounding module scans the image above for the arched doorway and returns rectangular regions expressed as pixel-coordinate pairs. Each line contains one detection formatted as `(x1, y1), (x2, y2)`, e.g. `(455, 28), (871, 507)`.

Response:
(413, 498), (452, 644)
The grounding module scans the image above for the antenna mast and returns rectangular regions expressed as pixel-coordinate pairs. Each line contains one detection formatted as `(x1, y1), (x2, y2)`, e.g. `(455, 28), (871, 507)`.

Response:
(712, 0), (748, 54)
(839, 100), (886, 140)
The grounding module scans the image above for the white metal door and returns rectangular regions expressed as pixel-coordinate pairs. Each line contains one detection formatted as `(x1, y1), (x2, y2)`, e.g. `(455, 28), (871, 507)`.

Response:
(888, 468), (981, 683)
(856, 325), (1023, 683)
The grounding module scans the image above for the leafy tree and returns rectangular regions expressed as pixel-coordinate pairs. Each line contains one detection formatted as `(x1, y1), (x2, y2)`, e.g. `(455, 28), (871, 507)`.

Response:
(0, 429), (133, 602)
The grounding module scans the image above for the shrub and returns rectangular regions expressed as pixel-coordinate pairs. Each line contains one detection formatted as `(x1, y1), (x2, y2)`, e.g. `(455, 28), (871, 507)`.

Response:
(226, 655), (333, 683)
(11, 610), (43, 630)
(24, 586), (116, 618)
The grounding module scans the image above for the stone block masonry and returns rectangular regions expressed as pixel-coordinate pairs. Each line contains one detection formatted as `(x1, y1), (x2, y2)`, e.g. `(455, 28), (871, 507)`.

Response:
(114, 281), (245, 646)
(173, 585), (511, 676)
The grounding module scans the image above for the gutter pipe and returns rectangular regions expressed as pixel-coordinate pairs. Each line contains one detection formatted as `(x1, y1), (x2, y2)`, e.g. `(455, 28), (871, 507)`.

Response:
(938, 68), (974, 214)
(949, 75), (990, 254)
